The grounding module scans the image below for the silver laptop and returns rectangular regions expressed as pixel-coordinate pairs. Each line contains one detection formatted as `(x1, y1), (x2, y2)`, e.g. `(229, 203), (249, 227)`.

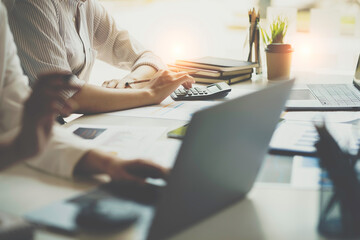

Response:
(286, 54), (360, 111)
(25, 79), (294, 240)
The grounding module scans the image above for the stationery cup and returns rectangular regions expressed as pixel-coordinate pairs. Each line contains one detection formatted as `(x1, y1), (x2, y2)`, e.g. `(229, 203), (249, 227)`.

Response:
(318, 170), (360, 239)
(265, 43), (293, 81)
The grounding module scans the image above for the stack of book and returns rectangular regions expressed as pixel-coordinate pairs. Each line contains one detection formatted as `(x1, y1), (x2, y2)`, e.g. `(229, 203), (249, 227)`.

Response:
(169, 56), (258, 84)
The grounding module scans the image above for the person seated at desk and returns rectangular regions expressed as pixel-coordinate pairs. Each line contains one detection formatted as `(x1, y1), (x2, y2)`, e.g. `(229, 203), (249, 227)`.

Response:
(4, 0), (194, 114)
(0, 73), (79, 170)
(0, 2), (169, 184)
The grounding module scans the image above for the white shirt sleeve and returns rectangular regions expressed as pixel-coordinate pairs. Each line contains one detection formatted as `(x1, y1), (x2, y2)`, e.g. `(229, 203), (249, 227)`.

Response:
(89, 0), (167, 71)
(7, 0), (167, 86)
(0, 2), (90, 178)
(5, 0), (73, 86)
(26, 126), (92, 178)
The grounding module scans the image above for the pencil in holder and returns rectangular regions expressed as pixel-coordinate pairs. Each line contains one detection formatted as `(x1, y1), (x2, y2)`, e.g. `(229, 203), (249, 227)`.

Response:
(245, 9), (261, 74)
(315, 124), (360, 239)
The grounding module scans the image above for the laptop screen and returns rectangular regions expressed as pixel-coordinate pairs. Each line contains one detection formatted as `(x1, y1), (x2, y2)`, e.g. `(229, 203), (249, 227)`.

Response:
(353, 54), (360, 87)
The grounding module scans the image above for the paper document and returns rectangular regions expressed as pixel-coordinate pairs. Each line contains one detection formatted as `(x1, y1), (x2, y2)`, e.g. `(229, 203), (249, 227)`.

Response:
(290, 156), (330, 190)
(290, 156), (360, 189)
(270, 121), (360, 156)
(281, 111), (360, 123)
(106, 97), (214, 121)
(67, 124), (181, 167)
(105, 89), (253, 121)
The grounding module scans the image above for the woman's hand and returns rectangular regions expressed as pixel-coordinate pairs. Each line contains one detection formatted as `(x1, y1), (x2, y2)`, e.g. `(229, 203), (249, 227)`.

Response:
(102, 65), (158, 89)
(101, 78), (127, 89)
(102, 69), (194, 90)
(14, 73), (80, 160)
(146, 70), (195, 104)
(105, 159), (168, 184)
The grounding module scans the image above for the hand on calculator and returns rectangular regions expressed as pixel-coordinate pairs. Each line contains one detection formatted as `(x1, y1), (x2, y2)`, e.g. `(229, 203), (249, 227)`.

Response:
(170, 82), (231, 101)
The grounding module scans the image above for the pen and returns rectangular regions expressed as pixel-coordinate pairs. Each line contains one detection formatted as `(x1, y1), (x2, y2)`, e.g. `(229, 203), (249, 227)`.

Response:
(124, 79), (151, 88)
(125, 71), (192, 88)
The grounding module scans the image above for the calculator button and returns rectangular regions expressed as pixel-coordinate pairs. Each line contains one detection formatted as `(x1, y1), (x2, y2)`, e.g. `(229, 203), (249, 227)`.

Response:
(195, 87), (203, 92)
(177, 92), (186, 96)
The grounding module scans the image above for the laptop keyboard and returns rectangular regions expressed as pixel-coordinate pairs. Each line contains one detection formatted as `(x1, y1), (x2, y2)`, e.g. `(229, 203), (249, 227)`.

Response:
(308, 84), (360, 106)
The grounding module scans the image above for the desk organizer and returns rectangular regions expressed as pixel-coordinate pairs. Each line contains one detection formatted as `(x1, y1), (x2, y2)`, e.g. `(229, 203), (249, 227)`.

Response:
(318, 172), (360, 238)
(315, 124), (360, 239)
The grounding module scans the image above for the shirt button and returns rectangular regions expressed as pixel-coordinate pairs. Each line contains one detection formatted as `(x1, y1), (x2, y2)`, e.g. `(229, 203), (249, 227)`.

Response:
(73, 17), (76, 22)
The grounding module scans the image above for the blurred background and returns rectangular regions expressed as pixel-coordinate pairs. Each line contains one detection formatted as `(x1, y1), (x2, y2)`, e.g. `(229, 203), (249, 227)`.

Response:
(91, 0), (360, 84)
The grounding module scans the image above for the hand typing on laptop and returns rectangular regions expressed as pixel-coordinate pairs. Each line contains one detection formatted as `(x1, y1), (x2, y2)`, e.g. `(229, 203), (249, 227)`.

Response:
(74, 150), (169, 185)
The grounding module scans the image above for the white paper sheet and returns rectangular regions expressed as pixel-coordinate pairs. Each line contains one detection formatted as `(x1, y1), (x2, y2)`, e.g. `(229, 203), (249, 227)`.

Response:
(104, 88), (253, 121)
(67, 124), (181, 168)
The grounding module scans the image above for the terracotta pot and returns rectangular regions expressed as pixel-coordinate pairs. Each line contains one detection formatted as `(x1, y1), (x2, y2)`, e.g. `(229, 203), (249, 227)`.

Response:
(265, 43), (293, 80)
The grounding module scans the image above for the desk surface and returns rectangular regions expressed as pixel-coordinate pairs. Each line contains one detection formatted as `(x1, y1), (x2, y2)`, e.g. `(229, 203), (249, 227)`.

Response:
(0, 74), (340, 240)
(0, 163), (322, 240)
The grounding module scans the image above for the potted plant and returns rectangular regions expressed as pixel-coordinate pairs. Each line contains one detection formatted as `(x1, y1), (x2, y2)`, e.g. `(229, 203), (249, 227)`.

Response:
(261, 16), (293, 80)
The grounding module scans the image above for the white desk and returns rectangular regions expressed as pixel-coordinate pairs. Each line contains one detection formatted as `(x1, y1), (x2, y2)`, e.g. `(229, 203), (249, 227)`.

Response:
(0, 73), (341, 240)
(0, 163), (322, 240)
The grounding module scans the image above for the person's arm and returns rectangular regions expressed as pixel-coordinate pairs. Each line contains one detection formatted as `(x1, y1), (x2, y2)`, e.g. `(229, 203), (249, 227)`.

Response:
(101, 65), (194, 90)
(7, 1), (193, 114)
(88, 0), (192, 90)
(102, 65), (157, 89)
(0, 3), (81, 170)
(74, 150), (168, 184)
(0, 142), (19, 168)
(90, 0), (166, 73)
(71, 70), (194, 114)
(6, 0), (74, 87)
(22, 123), (169, 182)
(0, 73), (80, 171)
(24, 125), (169, 182)
(0, 2), (168, 182)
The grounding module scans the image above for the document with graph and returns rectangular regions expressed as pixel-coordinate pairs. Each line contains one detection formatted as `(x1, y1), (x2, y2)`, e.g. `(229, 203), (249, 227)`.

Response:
(269, 121), (360, 156)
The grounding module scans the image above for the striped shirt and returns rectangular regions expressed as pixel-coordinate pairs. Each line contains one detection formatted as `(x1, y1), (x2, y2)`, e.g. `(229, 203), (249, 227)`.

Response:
(4, 0), (166, 90)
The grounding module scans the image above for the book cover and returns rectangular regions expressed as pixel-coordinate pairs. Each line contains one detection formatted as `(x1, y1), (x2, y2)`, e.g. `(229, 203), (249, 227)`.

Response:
(194, 73), (252, 84)
(168, 64), (253, 77)
(175, 56), (259, 71)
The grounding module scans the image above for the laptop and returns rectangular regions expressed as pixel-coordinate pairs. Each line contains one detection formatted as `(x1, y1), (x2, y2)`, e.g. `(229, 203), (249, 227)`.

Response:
(286, 54), (360, 111)
(25, 79), (294, 240)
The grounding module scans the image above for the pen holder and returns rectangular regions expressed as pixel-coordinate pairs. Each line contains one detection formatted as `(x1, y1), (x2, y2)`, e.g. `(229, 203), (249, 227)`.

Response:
(318, 170), (360, 239)
(244, 23), (261, 74)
